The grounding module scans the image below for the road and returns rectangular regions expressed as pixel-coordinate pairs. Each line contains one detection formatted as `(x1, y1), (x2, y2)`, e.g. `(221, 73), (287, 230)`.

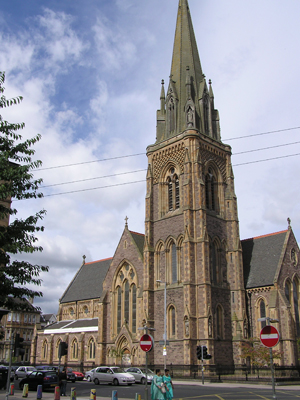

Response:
(4, 379), (300, 400)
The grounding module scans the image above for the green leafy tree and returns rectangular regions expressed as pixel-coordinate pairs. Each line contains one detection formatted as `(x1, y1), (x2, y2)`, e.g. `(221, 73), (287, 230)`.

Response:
(240, 338), (282, 368)
(0, 71), (48, 310)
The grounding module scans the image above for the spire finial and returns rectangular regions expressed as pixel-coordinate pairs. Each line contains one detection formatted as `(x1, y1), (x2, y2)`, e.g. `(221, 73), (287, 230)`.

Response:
(82, 255), (86, 264)
(287, 217), (291, 230)
(125, 216), (129, 227)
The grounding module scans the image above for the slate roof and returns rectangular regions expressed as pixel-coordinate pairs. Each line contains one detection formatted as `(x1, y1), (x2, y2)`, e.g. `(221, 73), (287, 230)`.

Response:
(242, 230), (288, 289)
(60, 258), (112, 304)
(130, 230), (145, 257)
(44, 318), (98, 333)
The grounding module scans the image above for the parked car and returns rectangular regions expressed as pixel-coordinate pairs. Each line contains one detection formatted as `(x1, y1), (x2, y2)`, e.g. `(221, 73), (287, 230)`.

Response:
(67, 368), (84, 381)
(18, 370), (58, 391)
(125, 367), (154, 384)
(93, 366), (135, 386)
(85, 368), (95, 382)
(15, 366), (37, 380)
(46, 366), (76, 383)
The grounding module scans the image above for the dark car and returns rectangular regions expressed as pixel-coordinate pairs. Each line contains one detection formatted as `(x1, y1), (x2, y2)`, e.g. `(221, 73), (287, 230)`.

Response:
(49, 366), (76, 383)
(19, 370), (58, 391)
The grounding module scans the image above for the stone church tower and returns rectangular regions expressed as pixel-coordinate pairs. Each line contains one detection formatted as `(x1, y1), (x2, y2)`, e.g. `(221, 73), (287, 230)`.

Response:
(144, 0), (246, 366)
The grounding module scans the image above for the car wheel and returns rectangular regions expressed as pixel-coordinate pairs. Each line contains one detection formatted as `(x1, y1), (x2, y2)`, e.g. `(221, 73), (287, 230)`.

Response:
(72, 380), (76, 383)
(87, 376), (91, 382)
(128, 384), (132, 386)
(141, 377), (146, 385)
(19, 383), (23, 390)
(113, 378), (119, 386)
(94, 378), (99, 385)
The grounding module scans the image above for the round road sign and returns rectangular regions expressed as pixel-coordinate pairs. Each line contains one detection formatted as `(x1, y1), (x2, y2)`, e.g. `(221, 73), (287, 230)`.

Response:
(260, 325), (280, 348)
(140, 334), (153, 352)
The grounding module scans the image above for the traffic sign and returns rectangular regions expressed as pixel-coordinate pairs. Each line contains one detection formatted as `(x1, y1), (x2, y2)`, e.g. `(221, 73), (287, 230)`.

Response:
(260, 325), (280, 348)
(140, 334), (153, 352)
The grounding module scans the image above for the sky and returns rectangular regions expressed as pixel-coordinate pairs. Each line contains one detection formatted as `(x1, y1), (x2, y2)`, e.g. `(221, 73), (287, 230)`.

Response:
(1, 0), (300, 314)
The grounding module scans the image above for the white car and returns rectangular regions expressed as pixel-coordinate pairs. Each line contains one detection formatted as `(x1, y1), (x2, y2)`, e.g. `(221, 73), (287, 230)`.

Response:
(125, 367), (154, 384)
(93, 366), (135, 386)
(15, 366), (37, 380)
(85, 368), (95, 382)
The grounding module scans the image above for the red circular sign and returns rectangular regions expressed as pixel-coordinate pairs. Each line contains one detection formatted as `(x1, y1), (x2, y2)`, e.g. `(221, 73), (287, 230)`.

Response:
(260, 325), (280, 348)
(140, 334), (153, 352)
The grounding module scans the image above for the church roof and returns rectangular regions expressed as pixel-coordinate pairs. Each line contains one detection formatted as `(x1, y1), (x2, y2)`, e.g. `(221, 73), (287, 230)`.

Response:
(43, 318), (98, 334)
(60, 258), (112, 304)
(242, 230), (288, 289)
(129, 230), (145, 257)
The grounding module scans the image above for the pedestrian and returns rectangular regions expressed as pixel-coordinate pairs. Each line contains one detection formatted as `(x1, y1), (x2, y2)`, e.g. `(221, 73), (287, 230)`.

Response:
(59, 366), (67, 396)
(163, 369), (174, 400)
(151, 369), (165, 400)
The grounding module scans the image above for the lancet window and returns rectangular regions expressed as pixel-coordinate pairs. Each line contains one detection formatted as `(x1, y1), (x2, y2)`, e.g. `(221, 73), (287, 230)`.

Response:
(165, 167), (180, 212)
(114, 263), (138, 335)
(205, 167), (218, 212)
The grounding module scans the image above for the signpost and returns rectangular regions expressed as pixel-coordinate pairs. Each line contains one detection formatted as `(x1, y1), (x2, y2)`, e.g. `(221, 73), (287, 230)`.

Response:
(260, 325), (280, 348)
(140, 334), (153, 352)
(259, 319), (280, 399)
(138, 326), (155, 400)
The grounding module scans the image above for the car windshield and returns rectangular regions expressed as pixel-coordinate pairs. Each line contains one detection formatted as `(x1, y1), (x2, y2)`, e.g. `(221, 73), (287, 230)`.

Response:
(111, 367), (125, 373)
(141, 369), (154, 374)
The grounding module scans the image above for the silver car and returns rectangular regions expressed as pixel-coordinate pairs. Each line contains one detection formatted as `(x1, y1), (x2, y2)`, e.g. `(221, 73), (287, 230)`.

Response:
(15, 366), (37, 380)
(93, 366), (135, 386)
(125, 367), (154, 384)
(85, 368), (95, 382)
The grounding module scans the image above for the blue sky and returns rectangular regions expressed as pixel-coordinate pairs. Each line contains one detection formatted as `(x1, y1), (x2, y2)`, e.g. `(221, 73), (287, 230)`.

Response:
(1, 0), (300, 313)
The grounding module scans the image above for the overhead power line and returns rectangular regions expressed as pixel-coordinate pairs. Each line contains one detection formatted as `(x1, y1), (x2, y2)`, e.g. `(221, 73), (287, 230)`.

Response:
(35, 125), (300, 171)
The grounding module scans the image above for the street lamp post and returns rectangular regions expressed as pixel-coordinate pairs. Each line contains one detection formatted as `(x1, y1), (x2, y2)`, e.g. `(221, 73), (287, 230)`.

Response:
(156, 280), (167, 370)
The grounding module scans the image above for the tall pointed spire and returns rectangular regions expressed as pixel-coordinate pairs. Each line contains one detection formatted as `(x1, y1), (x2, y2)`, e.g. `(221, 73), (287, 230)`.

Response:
(170, 0), (204, 133)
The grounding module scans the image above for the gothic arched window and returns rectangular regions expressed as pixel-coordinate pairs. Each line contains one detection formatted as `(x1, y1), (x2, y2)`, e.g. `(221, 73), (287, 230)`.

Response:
(216, 305), (223, 339)
(88, 338), (95, 359)
(114, 263), (138, 335)
(165, 169), (180, 212)
(210, 239), (221, 285)
(293, 280), (300, 336)
(42, 340), (48, 359)
(285, 280), (291, 303)
(205, 167), (218, 213)
(168, 306), (176, 338)
(72, 339), (78, 359)
(259, 299), (266, 329)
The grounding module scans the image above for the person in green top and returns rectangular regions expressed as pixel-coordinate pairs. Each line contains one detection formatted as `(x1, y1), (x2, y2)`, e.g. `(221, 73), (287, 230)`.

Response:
(151, 369), (165, 400)
(163, 369), (174, 400)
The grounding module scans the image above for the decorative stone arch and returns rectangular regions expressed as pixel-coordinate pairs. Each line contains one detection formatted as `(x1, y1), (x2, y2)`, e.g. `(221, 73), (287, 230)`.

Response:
(167, 304), (177, 338)
(71, 337), (78, 360)
(158, 161), (181, 216)
(203, 161), (223, 214)
(284, 277), (292, 304)
(112, 261), (138, 336)
(155, 240), (165, 283)
(255, 296), (268, 333)
(165, 236), (178, 285)
(87, 336), (96, 360)
(291, 276), (300, 336)
(42, 338), (48, 360)
(209, 235), (222, 286)
(215, 303), (224, 339)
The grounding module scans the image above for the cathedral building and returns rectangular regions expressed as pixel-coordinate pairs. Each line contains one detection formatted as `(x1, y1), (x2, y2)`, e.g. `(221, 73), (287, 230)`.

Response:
(32, 0), (300, 371)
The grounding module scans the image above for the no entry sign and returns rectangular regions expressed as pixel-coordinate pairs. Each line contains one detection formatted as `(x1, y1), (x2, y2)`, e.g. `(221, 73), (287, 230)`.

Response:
(140, 334), (153, 352)
(260, 325), (280, 348)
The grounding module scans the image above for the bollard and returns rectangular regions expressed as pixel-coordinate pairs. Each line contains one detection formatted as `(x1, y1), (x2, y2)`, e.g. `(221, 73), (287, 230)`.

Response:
(22, 383), (29, 398)
(71, 387), (76, 400)
(135, 394), (141, 400)
(90, 389), (96, 400)
(9, 382), (14, 395)
(111, 390), (118, 400)
(37, 384), (43, 399)
(54, 386), (60, 400)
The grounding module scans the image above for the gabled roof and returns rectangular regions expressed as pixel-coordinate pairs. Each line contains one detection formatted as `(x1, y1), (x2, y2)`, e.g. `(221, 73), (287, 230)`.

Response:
(60, 258), (112, 304)
(242, 230), (288, 289)
(44, 318), (98, 334)
(129, 230), (145, 257)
